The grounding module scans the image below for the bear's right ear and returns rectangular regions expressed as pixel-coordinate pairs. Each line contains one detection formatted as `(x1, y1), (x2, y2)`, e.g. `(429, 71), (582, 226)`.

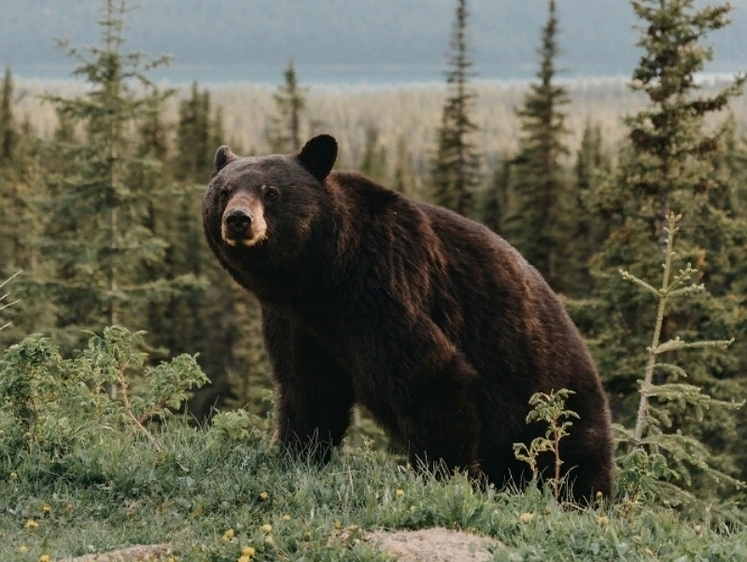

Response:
(298, 134), (338, 182)
(214, 145), (238, 174)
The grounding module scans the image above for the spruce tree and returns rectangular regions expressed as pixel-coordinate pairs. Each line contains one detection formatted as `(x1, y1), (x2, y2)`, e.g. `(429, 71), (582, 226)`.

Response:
(175, 82), (214, 183)
(429, 0), (480, 217)
(0, 67), (17, 164)
(589, 0), (747, 497)
(503, 0), (570, 290)
(37, 0), (174, 349)
(359, 125), (388, 185)
(267, 59), (307, 153)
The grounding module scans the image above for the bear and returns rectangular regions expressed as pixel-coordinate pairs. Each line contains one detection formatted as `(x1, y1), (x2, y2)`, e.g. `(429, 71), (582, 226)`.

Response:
(202, 134), (614, 503)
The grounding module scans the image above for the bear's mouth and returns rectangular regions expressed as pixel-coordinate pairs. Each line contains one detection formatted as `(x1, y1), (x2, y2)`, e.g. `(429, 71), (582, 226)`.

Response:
(221, 226), (268, 248)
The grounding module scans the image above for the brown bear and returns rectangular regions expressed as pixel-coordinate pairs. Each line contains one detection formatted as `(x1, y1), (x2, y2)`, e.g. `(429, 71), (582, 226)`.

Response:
(202, 134), (614, 502)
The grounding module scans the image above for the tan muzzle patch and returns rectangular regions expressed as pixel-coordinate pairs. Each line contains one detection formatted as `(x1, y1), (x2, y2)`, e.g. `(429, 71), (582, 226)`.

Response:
(221, 193), (268, 247)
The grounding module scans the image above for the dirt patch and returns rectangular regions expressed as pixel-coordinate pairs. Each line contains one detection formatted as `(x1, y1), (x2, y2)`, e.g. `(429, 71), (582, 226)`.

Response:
(335, 527), (499, 562)
(59, 543), (172, 562)
(60, 528), (498, 562)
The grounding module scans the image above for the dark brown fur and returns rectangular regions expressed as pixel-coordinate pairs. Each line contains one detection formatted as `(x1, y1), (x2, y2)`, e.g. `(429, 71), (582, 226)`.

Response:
(202, 135), (614, 502)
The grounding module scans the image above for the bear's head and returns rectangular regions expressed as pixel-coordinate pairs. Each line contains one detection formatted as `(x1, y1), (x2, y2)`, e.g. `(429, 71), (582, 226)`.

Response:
(202, 134), (338, 281)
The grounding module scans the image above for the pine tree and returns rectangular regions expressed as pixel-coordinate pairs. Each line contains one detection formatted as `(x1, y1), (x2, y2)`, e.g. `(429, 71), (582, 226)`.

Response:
(267, 59), (307, 153)
(589, 0), (747, 497)
(480, 157), (511, 235)
(175, 82), (214, 183)
(36, 0), (174, 349)
(0, 67), (17, 164)
(359, 125), (388, 185)
(564, 120), (612, 295)
(429, 0), (481, 217)
(503, 0), (570, 290)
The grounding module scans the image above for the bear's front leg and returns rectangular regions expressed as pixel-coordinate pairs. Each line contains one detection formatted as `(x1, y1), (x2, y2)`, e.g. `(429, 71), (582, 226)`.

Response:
(262, 311), (355, 462)
(360, 314), (482, 478)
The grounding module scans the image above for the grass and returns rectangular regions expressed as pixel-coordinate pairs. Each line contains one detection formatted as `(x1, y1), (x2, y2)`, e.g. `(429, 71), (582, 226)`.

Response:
(2, 421), (746, 562)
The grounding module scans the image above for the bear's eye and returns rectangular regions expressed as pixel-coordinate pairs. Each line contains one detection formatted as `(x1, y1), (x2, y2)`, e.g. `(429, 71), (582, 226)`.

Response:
(263, 186), (279, 201)
(219, 188), (229, 202)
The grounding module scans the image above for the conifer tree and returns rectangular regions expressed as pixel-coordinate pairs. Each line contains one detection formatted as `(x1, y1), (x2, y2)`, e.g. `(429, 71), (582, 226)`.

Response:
(502, 0), (570, 290)
(0, 67), (17, 164)
(359, 125), (388, 185)
(37, 0), (174, 349)
(589, 0), (747, 495)
(175, 82), (214, 183)
(429, 0), (481, 217)
(267, 59), (307, 153)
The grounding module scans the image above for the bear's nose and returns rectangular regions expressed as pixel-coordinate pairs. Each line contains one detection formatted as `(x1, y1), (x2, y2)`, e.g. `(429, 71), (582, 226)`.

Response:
(224, 208), (252, 236)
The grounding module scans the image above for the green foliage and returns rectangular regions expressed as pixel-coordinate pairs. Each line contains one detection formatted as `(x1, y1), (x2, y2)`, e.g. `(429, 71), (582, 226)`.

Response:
(513, 389), (579, 500)
(267, 59), (308, 153)
(0, 271), (20, 333)
(0, 325), (207, 460)
(501, 0), (571, 291)
(614, 213), (744, 505)
(429, 0), (481, 217)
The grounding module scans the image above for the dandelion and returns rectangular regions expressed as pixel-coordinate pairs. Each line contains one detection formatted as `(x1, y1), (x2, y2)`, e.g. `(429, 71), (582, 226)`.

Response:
(282, 514), (291, 521)
(241, 546), (256, 557)
(261, 523), (272, 534)
(264, 535), (274, 546)
(222, 529), (235, 541)
(39, 555), (51, 562)
(42, 504), (52, 515)
(259, 491), (269, 501)
(597, 515), (609, 526)
(519, 512), (534, 524)
(238, 556), (251, 562)
(25, 519), (39, 529)
(10, 472), (17, 479)
(395, 489), (405, 498)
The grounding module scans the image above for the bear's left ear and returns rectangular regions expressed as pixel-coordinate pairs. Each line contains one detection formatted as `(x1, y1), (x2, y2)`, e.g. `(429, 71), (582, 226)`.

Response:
(214, 145), (238, 174)
(298, 134), (338, 182)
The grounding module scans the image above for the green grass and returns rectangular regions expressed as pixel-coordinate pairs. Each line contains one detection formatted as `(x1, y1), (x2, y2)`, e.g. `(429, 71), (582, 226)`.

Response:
(2, 421), (746, 562)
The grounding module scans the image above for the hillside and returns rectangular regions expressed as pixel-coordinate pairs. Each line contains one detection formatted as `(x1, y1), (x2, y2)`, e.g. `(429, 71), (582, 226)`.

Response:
(2, 0), (746, 81)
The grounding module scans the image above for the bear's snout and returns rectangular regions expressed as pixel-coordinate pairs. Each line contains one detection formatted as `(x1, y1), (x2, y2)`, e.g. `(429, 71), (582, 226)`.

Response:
(225, 208), (252, 236)
(221, 197), (268, 247)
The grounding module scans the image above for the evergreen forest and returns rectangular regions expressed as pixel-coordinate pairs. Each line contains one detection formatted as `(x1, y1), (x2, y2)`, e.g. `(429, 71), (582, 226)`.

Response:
(3, 1), (747, 558)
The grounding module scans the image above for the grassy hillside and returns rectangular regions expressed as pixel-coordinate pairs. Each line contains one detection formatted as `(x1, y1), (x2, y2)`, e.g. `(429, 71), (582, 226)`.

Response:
(3, 416), (747, 561)
(0, 329), (745, 561)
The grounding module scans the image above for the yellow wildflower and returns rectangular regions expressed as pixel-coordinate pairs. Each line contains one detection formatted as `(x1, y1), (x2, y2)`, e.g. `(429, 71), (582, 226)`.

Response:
(519, 512), (534, 523)
(282, 514), (291, 521)
(10, 472), (17, 479)
(261, 523), (272, 534)
(222, 529), (235, 541)
(258, 491), (269, 501)
(238, 556), (250, 562)
(264, 535), (274, 546)
(17, 546), (28, 553)
(597, 515), (609, 526)
(241, 545), (256, 557)
(39, 555), (51, 562)
(395, 489), (405, 498)
(25, 519), (39, 529)
(42, 504), (52, 514)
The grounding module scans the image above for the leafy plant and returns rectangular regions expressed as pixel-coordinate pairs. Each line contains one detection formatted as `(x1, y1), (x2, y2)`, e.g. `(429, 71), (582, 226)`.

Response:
(513, 388), (579, 499)
(0, 325), (208, 461)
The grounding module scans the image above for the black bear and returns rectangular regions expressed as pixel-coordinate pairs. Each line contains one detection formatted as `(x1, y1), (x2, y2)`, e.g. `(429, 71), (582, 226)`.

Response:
(202, 134), (613, 502)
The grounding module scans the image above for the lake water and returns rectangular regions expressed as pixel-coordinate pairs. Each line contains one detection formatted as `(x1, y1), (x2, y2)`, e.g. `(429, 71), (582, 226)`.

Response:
(10, 61), (626, 89)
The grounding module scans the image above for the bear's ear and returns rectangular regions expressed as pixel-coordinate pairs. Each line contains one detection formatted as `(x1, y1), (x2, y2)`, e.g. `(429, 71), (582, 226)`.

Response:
(298, 134), (338, 182)
(214, 145), (238, 174)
